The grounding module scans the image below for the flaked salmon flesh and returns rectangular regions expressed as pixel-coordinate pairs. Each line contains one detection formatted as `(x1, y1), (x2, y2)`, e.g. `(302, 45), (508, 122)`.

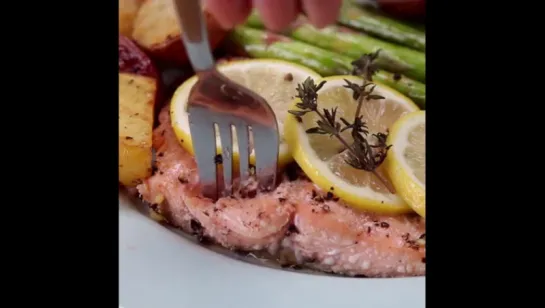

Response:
(136, 106), (426, 277)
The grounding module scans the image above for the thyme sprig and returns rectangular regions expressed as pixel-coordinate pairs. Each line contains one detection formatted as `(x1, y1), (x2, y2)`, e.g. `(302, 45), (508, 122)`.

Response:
(288, 50), (395, 193)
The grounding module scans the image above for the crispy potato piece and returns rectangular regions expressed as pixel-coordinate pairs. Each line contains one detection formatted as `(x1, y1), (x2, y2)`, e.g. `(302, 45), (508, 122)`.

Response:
(119, 34), (165, 112)
(118, 34), (159, 186)
(132, 0), (228, 65)
(119, 72), (157, 186)
(119, 0), (145, 37)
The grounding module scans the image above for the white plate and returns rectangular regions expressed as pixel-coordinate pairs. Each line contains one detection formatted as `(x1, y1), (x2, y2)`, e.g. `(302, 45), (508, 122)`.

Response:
(119, 194), (425, 308)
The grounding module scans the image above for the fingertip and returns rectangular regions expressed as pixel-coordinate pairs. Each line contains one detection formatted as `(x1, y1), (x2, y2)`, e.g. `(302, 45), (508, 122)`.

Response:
(253, 0), (299, 31)
(204, 0), (252, 29)
(301, 0), (342, 29)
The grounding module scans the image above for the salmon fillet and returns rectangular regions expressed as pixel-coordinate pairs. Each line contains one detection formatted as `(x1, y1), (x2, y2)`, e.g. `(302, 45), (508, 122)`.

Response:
(136, 106), (426, 277)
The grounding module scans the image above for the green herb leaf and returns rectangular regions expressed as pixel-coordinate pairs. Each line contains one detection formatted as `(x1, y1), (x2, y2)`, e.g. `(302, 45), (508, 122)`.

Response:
(306, 127), (326, 134)
(288, 50), (395, 193)
(288, 110), (309, 117)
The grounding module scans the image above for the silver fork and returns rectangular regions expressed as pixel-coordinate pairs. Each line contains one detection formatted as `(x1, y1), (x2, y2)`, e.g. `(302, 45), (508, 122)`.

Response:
(172, 0), (279, 201)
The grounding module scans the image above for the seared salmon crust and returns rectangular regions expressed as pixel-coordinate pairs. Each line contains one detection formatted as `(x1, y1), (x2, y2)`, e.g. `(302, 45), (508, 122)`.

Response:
(137, 106), (426, 278)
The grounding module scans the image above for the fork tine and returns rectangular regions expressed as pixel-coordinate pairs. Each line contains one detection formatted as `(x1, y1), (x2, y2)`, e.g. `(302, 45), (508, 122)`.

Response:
(235, 123), (250, 186)
(188, 111), (218, 200)
(252, 125), (279, 191)
(218, 123), (233, 197)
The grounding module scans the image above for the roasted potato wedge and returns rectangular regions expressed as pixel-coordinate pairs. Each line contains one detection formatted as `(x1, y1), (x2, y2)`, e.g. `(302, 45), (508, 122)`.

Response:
(118, 34), (158, 187)
(132, 0), (228, 66)
(119, 73), (156, 186)
(119, 0), (144, 38)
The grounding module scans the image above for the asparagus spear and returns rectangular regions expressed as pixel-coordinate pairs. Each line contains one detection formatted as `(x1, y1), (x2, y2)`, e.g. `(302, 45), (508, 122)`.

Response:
(230, 27), (425, 107)
(338, 2), (425, 51)
(244, 13), (425, 82)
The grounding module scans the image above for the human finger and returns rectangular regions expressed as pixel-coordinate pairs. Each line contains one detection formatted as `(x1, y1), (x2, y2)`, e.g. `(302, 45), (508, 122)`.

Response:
(203, 0), (252, 29)
(252, 0), (299, 31)
(300, 0), (342, 28)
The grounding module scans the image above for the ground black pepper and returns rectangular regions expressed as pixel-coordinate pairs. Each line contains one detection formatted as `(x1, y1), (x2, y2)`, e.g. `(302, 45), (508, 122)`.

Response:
(278, 197), (286, 203)
(149, 203), (159, 212)
(214, 154), (223, 164)
(125, 136), (133, 140)
(380, 222), (390, 228)
(325, 191), (334, 200)
(287, 224), (300, 235)
(284, 73), (293, 81)
(157, 152), (164, 157)
(402, 233), (420, 250)
(190, 219), (202, 233)
(393, 73), (402, 81)
(367, 227), (371, 234)
(311, 190), (317, 198)
(178, 176), (189, 184)
(419, 233), (426, 239)
(247, 189), (257, 198)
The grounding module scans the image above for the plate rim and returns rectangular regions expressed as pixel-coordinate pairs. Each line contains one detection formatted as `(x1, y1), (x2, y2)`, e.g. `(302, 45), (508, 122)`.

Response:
(119, 194), (425, 308)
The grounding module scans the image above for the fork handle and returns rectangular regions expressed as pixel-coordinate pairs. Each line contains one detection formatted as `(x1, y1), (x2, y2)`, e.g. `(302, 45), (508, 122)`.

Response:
(172, 0), (215, 71)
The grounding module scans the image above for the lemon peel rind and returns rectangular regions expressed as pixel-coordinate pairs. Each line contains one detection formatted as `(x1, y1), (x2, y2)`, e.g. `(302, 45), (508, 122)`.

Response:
(386, 110), (426, 217)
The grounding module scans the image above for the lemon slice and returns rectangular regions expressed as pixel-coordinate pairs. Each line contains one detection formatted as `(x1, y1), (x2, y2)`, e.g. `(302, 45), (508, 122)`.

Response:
(385, 110), (425, 217)
(170, 59), (322, 167)
(284, 75), (420, 214)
